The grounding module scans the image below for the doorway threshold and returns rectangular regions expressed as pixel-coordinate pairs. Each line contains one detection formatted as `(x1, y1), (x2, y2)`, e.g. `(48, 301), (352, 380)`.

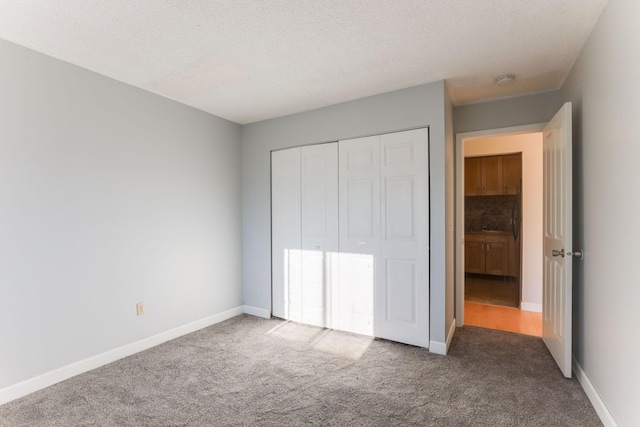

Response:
(464, 301), (541, 337)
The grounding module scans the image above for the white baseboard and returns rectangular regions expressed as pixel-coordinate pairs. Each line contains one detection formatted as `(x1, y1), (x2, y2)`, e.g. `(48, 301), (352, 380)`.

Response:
(0, 305), (244, 406)
(429, 340), (446, 355)
(430, 318), (457, 355)
(520, 302), (542, 313)
(243, 305), (271, 319)
(573, 356), (618, 427)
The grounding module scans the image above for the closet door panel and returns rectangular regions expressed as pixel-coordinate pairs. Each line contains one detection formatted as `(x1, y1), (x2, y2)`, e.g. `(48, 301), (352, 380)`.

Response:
(338, 136), (380, 336)
(300, 143), (338, 328)
(385, 176), (415, 239)
(378, 128), (429, 347)
(337, 252), (375, 335)
(386, 259), (416, 323)
(347, 180), (375, 238)
(271, 148), (302, 321)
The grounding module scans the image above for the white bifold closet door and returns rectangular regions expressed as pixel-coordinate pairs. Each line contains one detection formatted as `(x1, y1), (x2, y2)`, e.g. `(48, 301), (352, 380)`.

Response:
(339, 128), (429, 347)
(271, 128), (429, 348)
(271, 143), (338, 327)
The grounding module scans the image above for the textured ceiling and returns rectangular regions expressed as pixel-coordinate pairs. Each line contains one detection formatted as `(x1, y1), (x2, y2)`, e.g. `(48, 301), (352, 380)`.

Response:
(0, 0), (608, 124)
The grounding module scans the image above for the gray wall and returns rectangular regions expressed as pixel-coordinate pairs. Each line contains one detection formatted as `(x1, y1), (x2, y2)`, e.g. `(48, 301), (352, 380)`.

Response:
(444, 90), (455, 341)
(0, 39), (243, 390)
(562, 0), (639, 425)
(241, 81), (454, 347)
(453, 91), (563, 134)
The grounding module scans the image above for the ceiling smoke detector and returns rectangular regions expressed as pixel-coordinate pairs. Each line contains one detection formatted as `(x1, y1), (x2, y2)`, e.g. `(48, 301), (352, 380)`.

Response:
(495, 74), (515, 86)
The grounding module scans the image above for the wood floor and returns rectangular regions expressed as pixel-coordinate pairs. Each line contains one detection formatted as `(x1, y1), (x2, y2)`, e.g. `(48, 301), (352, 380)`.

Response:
(464, 301), (542, 337)
(465, 274), (519, 308)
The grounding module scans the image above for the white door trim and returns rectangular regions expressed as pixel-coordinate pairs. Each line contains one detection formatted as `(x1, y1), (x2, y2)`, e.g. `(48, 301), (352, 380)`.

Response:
(455, 123), (546, 327)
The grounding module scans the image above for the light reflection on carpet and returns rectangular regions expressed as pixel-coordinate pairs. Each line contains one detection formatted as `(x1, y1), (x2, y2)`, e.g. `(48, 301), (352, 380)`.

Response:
(266, 320), (372, 360)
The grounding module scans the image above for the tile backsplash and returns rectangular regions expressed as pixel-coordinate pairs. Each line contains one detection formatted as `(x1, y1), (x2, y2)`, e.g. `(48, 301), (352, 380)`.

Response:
(465, 195), (516, 232)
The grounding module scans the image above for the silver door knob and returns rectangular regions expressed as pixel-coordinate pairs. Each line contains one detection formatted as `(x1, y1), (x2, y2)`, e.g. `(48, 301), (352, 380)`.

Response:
(567, 250), (584, 260)
(552, 249), (584, 260)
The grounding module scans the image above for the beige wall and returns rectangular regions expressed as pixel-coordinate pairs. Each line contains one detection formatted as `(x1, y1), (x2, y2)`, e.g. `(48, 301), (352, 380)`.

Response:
(464, 132), (543, 310)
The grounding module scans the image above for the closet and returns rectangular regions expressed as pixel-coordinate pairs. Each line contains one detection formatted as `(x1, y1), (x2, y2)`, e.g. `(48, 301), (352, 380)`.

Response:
(271, 128), (429, 347)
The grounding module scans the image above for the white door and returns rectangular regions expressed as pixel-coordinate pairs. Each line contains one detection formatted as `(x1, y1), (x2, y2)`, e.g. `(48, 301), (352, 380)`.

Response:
(271, 148), (302, 321)
(300, 143), (339, 327)
(338, 135), (380, 336)
(542, 102), (575, 378)
(338, 129), (429, 347)
(271, 143), (338, 326)
(377, 128), (429, 347)
(273, 130), (429, 348)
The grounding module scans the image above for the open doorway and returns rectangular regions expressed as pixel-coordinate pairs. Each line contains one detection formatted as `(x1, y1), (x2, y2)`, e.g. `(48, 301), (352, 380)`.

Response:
(455, 125), (544, 336)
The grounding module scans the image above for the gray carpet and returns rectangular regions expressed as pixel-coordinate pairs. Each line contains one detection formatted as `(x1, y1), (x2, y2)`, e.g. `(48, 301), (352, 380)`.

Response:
(0, 315), (601, 426)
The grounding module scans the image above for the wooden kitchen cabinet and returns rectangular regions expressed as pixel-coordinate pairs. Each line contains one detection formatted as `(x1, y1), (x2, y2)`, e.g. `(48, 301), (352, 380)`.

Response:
(464, 157), (482, 196)
(502, 153), (522, 195)
(465, 233), (486, 273)
(481, 156), (503, 195)
(465, 153), (521, 196)
(484, 234), (509, 276)
(465, 232), (513, 277)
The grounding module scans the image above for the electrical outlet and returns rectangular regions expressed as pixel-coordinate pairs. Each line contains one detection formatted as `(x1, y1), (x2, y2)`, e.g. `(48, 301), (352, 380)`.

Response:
(136, 302), (144, 316)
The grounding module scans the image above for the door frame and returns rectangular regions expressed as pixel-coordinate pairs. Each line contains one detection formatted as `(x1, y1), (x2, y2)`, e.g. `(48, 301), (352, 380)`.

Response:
(455, 123), (545, 327)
